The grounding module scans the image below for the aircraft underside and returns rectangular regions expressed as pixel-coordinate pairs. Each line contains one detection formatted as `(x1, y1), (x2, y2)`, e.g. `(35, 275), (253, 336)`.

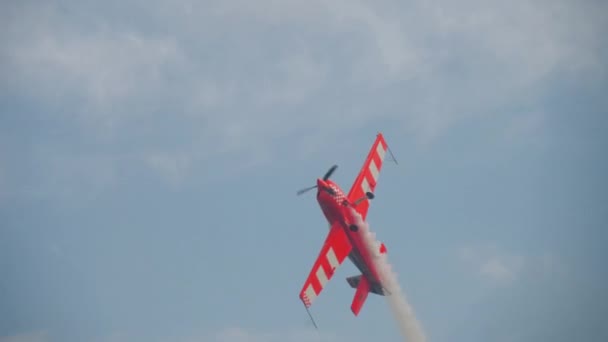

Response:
(347, 249), (386, 295)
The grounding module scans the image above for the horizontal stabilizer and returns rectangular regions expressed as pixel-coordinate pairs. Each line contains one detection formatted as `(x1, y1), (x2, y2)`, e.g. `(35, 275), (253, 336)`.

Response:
(346, 275), (385, 295)
(346, 275), (359, 288)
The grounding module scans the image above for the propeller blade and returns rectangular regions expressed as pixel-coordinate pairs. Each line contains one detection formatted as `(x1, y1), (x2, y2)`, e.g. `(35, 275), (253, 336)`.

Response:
(296, 185), (317, 196)
(323, 165), (338, 181)
(297, 164), (337, 196)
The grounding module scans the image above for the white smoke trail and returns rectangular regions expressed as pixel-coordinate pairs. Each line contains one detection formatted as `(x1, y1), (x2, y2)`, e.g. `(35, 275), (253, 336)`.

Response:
(354, 214), (427, 342)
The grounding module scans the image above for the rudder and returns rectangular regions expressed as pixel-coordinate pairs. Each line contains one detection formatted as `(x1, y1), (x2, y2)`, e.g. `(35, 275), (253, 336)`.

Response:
(351, 274), (370, 316)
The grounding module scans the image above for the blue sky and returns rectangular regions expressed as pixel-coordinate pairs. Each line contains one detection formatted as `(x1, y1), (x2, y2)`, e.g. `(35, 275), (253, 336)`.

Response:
(1, 1), (607, 341)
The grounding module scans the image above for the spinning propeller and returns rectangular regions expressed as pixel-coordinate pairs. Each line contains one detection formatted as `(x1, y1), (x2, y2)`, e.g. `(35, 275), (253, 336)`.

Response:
(322, 164), (338, 181)
(296, 165), (338, 196)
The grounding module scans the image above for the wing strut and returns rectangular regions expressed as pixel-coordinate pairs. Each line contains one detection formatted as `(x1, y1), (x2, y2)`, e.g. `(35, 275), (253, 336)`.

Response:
(305, 305), (319, 330)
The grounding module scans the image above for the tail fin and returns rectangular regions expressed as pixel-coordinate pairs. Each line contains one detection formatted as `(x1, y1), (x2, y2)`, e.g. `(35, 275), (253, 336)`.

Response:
(346, 274), (387, 316)
(350, 274), (370, 316)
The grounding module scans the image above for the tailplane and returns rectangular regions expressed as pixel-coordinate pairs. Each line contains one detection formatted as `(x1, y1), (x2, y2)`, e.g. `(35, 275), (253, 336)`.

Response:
(346, 275), (386, 295)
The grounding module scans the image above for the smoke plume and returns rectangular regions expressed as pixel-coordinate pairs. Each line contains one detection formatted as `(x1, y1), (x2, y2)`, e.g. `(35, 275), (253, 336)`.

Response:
(355, 214), (427, 342)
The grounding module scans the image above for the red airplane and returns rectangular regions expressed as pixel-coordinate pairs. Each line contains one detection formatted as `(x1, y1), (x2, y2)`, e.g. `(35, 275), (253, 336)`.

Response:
(296, 133), (396, 322)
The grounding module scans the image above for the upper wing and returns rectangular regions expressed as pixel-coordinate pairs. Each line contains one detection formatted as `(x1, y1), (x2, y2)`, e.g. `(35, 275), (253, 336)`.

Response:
(299, 223), (352, 308)
(347, 133), (390, 221)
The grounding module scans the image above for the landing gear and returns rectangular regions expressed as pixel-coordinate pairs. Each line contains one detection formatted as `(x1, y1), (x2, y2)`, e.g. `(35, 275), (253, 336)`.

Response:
(353, 192), (374, 206)
(349, 224), (359, 232)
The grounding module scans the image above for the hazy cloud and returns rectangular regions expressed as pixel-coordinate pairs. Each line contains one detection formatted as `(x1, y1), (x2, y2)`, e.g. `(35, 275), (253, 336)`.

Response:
(458, 245), (525, 284)
(458, 244), (567, 285)
(2, 0), (606, 193)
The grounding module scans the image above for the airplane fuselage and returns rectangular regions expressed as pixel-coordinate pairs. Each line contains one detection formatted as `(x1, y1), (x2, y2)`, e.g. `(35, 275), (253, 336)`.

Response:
(297, 133), (392, 317)
(316, 178), (385, 294)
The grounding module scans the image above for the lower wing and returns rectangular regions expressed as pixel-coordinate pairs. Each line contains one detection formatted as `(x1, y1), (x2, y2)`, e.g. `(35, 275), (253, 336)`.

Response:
(299, 222), (352, 308)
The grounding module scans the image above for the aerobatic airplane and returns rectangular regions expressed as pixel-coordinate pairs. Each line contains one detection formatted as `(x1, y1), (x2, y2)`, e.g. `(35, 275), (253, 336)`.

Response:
(296, 133), (396, 322)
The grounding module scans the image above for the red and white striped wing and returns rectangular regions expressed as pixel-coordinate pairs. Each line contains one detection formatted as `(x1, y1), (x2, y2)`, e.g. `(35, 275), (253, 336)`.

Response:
(299, 223), (352, 308)
(347, 133), (389, 220)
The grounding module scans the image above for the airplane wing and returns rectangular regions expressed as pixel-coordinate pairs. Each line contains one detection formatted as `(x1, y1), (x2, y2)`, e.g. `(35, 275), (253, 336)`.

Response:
(347, 132), (390, 220)
(299, 222), (352, 308)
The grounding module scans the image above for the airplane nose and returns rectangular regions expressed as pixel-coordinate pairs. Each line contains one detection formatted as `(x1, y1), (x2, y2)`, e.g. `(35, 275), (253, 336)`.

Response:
(316, 179), (336, 196)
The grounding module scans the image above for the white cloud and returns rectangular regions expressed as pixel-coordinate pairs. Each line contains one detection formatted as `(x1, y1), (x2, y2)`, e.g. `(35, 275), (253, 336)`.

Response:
(16, 32), (178, 105)
(458, 245), (524, 284)
(458, 244), (566, 285)
(6, 0), (604, 120)
(2, 0), (606, 192)
(4, 6), (182, 113)
(479, 257), (520, 282)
